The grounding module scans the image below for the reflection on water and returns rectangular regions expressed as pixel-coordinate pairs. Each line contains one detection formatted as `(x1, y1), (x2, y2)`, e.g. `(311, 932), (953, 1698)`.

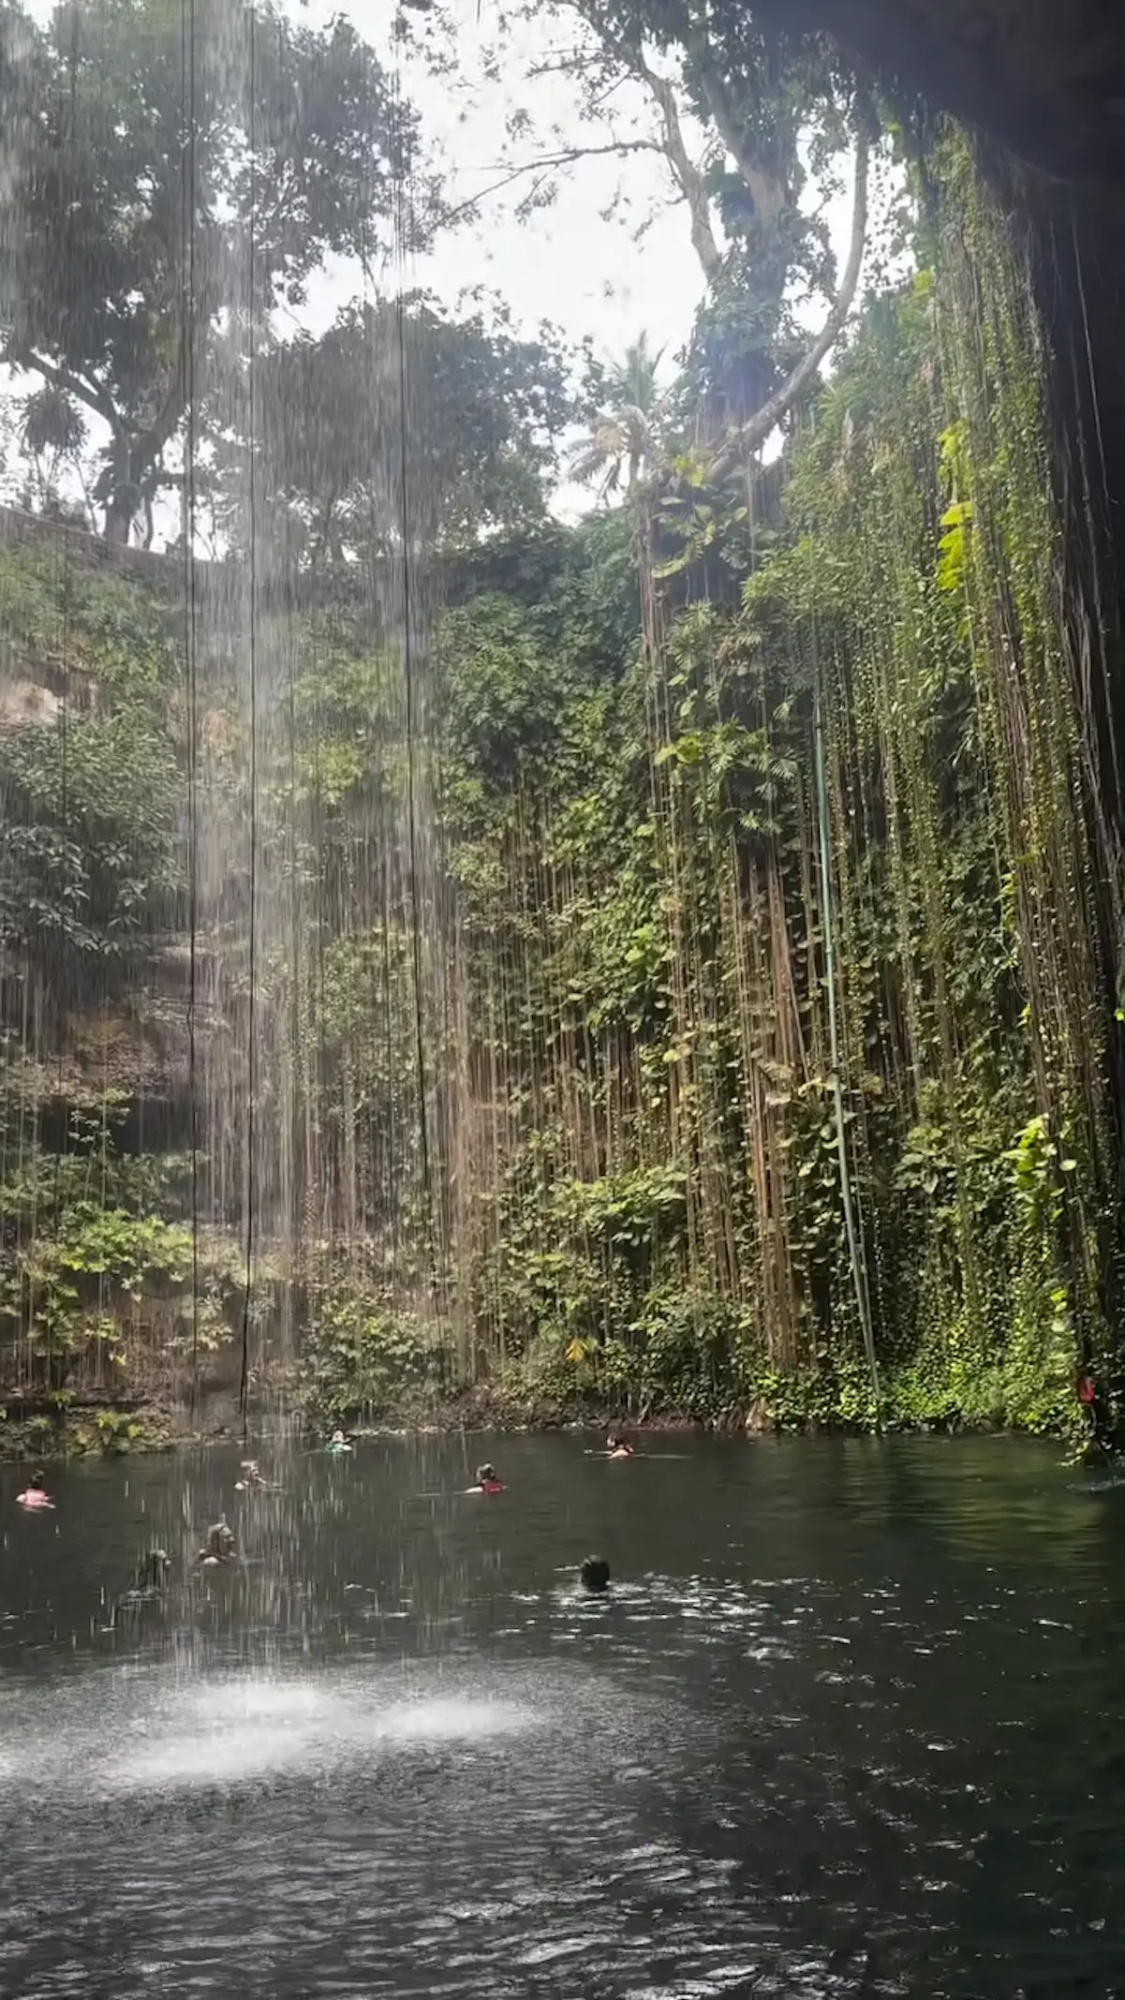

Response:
(1, 1433), (1124, 1996)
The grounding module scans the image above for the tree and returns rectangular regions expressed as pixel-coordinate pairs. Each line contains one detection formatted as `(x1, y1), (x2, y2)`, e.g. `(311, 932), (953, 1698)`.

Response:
(244, 293), (578, 564)
(463, 0), (870, 468)
(568, 333), (668, 497)
(0, 0), (426, 542)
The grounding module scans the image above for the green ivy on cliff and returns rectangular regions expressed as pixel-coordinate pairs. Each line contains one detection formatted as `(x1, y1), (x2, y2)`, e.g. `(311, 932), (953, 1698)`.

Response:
(0, 137), (1118, 1443)
(427, 143), (1116, 1437)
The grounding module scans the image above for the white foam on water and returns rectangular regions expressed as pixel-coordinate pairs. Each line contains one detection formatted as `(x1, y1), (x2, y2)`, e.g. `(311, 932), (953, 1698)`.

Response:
(101, 1675), (537, 1793)
(114, 1718), (316, 1789)
(369, 1696), (529, 1744)
(0, 1647), (675, 1809)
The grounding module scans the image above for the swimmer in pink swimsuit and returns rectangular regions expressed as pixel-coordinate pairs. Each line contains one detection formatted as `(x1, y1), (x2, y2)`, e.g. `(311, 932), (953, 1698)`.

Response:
(16, 1470), (53, 1509)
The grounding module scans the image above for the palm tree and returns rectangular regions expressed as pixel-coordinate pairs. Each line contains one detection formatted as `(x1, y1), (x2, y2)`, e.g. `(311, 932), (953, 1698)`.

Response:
(568, 333), (667, 500)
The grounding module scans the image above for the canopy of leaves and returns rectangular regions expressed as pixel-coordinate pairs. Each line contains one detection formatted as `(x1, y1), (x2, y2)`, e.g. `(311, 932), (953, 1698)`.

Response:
(0, 0), (424, 535)
(250, 295), (578, 560)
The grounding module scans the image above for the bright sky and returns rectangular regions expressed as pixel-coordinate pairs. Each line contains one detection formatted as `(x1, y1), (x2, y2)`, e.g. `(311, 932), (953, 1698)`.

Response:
(298, 0), (718, 367)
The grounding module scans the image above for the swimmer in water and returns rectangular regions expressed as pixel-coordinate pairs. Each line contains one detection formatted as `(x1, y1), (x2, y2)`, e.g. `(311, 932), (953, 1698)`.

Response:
(234, 1458), (264, 1491)
(198, 1517), (236, 1566)
(474, 1462), (505, 1494)
(580, 1554), (611, 1593)
(606, 1434), (634, 1459)
(133, 1547), (172, 1589)
(16, 1470), (53, 1509)
(326, 1430), (352, 1454)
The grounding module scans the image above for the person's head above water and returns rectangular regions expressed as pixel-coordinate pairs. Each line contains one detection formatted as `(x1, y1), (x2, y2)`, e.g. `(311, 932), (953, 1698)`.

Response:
(331, 1430), (345, 1445)
(476, 1463), (497, 1483)
(28, 1470), (45, 1491)
(580, 1555), (611, 1593)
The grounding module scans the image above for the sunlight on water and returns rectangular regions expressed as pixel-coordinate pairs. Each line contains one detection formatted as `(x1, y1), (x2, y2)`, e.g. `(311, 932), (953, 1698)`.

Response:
(111, 1682), (536, 1792)
(1, 1665), (542, 1798)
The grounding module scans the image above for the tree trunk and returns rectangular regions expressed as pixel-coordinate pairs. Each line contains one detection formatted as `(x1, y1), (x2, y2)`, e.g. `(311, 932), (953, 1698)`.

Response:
(103, 499), (133, 545)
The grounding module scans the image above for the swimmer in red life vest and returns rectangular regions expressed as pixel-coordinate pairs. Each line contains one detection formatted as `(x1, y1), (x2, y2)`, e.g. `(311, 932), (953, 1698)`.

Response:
(1077, 1370), (1117, 1453)
(606, 1433), (634, 1459)
(475, 1462), (505, 1494)
(16, 1470), (53, 1509)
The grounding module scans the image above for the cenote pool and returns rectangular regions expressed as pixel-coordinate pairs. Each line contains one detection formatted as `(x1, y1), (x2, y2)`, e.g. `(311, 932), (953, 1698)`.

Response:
(1, 1433), (1123, 1997)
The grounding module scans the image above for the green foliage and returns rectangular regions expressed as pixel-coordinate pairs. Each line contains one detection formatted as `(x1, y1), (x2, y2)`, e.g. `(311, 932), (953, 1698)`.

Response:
(427, 137), (1117, 1437)
(0, 1403), (174, 1461)
(255, 295), (576, 559)
(438, 593), (579, 790)
(298, 1281), (442, 1426)
(0, 549), (183, 975)
(0, 0), (422, 533)
(0, 99), (1114, 1449)
(0, 1098), (232, 1387)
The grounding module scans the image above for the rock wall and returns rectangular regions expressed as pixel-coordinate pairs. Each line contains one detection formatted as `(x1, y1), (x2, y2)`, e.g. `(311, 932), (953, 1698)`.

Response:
(759, 0), (1125, 187)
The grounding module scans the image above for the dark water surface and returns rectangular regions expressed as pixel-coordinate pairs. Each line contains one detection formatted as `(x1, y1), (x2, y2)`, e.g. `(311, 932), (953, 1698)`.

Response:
(1, 1433), (1123, 1998)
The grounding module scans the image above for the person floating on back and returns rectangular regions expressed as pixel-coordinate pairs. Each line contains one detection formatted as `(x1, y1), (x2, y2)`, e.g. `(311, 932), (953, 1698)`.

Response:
(475, 1463), (505, 1494)
(580, 1555), (611, 1593)
(198, 1517), (236, 1566)
(16, 1470), (53, 1510)
(606, 1434), (634, 1459)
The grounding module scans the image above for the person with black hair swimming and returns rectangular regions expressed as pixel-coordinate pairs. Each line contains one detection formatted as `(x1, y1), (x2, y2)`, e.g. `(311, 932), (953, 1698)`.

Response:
(133, 1548), (172, 1590)
(198, 1518), (236, 1566)
(605, 1434), (634, 1460)
(474, 1463), (505, 1494)
(580, 1555), (611, 1593)
(16, 1470), (53, 1510)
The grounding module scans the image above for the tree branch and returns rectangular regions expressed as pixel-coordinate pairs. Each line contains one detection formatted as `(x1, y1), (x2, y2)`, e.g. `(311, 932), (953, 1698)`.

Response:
(639, 61), (723, 280)
(565, 0), (723, 281)
(441, 140), (664, 225)
(706, 131), (869, 483)
(8, 348), (126, 443)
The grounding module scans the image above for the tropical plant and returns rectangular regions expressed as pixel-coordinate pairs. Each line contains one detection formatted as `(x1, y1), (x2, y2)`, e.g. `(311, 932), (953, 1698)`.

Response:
(569, 335), (669, 497)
